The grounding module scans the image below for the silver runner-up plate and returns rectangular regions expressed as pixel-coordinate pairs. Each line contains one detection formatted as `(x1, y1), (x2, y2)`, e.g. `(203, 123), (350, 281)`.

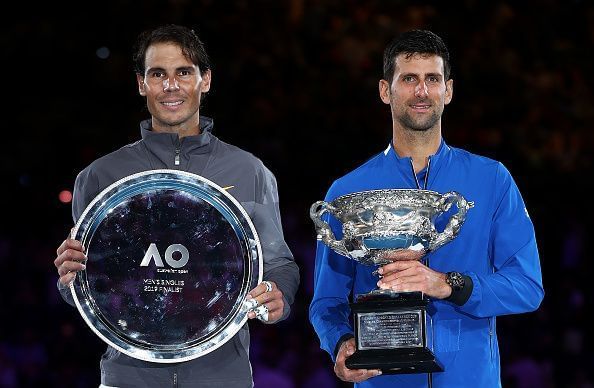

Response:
(70, 169), (262, 363)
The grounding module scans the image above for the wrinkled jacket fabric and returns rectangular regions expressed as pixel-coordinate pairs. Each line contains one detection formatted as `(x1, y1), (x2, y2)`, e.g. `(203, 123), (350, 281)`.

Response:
(59, 116), (299, 387)
(309, 140), (543, 387)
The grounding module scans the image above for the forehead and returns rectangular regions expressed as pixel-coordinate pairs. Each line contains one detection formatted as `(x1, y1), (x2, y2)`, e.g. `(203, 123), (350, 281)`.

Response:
(144, 42), (195, 69)
(393, 53), (445, 76)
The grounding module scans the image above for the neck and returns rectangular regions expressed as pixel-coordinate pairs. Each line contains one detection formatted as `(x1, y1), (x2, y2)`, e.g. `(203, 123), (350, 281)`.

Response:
(392, 126), (441, 173)
(151, 117), (201, 138)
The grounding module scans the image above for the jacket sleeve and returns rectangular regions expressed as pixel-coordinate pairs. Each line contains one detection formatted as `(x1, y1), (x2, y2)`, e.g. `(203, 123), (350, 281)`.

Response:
(308, 182), (356, 361)
(456, 163), (544, 317)
(252, 165), (300, 322)
(57, 166), (100, 307)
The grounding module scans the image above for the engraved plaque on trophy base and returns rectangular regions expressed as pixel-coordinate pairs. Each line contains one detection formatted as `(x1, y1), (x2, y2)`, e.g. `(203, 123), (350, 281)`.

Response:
(345, 291), (444, 374)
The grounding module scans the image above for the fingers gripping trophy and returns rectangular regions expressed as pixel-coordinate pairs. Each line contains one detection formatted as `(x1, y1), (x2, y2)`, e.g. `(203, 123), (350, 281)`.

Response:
(310, 189), (473, 374)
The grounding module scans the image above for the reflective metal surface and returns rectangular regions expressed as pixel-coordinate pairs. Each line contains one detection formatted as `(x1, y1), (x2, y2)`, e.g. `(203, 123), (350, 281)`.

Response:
(357, 310), (423, 350)
(310, 189), (474, 265)
(70, 170), (262, 363)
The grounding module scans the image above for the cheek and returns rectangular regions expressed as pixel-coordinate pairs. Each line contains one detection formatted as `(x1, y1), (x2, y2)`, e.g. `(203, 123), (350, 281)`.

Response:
(144, 86), (166, 103)
(189, 81), (202, 92)
(432, 85), (447, 97)
(142, 84), (156, 95)
(142, 88), (161, 110)
(391, 92), (409, 106)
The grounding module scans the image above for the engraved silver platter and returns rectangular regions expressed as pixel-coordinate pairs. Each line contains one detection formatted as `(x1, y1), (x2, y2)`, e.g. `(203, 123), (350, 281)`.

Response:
(70, 169), (262, 363)
(310, 189), (473, 266)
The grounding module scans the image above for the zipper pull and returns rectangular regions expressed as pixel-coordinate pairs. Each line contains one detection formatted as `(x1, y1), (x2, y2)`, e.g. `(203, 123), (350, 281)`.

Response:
(174, 136), (181, 166)
(174, 148), (180, 166)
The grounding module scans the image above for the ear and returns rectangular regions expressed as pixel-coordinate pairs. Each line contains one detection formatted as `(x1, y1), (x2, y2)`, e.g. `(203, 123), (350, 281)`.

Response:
(137, 74), (146, 96)
(444, 78), (453, 105)
(200, 70), (212, 93)
(379, 79), (391, 105)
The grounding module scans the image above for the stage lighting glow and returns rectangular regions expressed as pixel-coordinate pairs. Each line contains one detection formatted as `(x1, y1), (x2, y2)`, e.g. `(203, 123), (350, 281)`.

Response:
(96, 47), (110, 59)
(59, 190), (73, 203)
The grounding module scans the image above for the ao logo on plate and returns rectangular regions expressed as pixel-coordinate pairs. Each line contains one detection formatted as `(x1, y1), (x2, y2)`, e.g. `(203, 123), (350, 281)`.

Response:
(140, 243), (189, 268)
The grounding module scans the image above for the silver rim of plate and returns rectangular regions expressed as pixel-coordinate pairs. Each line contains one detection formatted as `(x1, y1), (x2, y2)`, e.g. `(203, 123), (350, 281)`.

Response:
(70, 169), (262, 363)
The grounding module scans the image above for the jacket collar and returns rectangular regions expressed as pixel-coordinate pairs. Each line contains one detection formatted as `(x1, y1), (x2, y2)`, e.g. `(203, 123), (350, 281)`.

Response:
(139, 116), (214, 154)
(383, 138), (451, 189)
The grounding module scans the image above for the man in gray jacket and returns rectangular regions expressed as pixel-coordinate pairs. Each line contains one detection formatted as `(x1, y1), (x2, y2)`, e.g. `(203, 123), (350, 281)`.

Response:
(53, 24), (299, 387)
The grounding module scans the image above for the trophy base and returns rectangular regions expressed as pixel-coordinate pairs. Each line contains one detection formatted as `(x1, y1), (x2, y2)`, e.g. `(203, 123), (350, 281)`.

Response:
(345, 347), (444, 374)
(348, 290), (443, 375)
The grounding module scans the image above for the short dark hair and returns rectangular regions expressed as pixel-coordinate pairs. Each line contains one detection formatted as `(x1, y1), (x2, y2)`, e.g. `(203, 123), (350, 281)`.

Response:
(133, 24), (211, 76)
(383, 30), (451, 83)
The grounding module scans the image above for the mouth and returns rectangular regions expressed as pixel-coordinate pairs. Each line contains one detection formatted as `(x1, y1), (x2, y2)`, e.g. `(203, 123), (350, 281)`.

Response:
(160, 100), (184, 111)
(161, 100), (183, 106)
(409, 103), (431, 112)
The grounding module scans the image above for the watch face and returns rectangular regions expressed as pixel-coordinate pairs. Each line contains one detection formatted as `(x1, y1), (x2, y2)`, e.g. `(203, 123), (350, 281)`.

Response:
(447, 272), (464, 290)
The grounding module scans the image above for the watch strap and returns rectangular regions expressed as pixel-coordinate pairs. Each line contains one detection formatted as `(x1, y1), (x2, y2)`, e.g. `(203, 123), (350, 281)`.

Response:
(445, 274), (473, 306)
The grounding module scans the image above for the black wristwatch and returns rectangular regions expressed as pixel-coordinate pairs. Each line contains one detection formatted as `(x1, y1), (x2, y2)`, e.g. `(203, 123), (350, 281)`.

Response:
(445, 271), (465, 291)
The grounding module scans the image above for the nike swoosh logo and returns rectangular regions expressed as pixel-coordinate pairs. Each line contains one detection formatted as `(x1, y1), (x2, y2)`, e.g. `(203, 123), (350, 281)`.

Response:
(222, 185), (235, 191)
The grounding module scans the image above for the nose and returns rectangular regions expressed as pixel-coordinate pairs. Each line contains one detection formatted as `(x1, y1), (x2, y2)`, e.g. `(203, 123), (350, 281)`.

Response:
(415, 81), (428, 98)
(162, 77), (180, 92)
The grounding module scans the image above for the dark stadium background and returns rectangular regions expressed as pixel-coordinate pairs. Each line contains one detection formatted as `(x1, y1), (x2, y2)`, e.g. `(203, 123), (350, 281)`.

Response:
(2, 1), (592, 387)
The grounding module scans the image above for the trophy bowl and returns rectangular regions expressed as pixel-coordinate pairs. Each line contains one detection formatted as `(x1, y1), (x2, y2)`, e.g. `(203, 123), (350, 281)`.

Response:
(310, 189), (474, 266)
(310, 188), (474, 374)
(70, 170), (262, 363)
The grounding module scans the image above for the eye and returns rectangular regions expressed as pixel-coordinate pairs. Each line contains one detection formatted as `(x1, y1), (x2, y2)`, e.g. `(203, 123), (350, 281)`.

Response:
(178, 69), (194, 78)
(150, 71), (165, 78)
(403, 76), (416, 83)
(427, 76), (439, 83)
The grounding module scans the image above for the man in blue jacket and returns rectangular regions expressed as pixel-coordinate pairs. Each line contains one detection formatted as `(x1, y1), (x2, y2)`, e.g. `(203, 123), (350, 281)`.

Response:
(309, 29), (544, 387)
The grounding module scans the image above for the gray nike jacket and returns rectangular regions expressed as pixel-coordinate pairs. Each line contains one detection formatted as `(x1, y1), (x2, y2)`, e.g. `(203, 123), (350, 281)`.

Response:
(58, 116), (300, 387)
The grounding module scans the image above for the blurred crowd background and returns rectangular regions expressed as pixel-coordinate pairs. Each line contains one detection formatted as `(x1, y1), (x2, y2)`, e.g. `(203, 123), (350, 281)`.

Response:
(2, 1), (593, 387)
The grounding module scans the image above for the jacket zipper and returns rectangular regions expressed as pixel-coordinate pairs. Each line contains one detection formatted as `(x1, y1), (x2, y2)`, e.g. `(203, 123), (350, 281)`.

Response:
(173, 372), (178, 388)
(488, 317), (494, 361)
(409, 157), (431, 190)
(488, 265), (496, 362)
(174, 138), (181, 166)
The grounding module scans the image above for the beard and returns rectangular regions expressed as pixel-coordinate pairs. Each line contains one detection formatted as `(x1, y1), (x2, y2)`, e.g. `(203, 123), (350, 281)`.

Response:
(392, 96), (445, 132)
(397, 110), (440, 132)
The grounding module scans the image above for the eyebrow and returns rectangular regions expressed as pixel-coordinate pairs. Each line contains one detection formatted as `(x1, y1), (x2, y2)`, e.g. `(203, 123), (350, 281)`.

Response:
(146, 66), (196, 73)
(400, 72), (443, 78)
(175, 66), (196, 73)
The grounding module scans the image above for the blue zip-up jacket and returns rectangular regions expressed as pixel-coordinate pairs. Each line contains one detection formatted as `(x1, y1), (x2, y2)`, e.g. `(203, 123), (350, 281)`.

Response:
(309, 140), (544, 387)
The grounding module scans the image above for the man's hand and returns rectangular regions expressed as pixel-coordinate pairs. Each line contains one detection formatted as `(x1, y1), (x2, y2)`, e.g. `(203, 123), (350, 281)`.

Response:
(377, 260), (452, 299)
(54, 238), (87, 286)
(334, 338), (381, 382)
(246, 281), (284, 324)
(380, 249), (425, 262)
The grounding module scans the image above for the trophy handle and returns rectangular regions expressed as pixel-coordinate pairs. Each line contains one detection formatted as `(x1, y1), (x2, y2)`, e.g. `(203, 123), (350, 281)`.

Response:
(309, 201), (349, 256)
(428, 191), (474, 252)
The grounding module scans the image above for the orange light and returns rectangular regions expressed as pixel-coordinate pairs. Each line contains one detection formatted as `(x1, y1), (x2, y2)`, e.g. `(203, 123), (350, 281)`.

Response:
(59, 190), (73, 203)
